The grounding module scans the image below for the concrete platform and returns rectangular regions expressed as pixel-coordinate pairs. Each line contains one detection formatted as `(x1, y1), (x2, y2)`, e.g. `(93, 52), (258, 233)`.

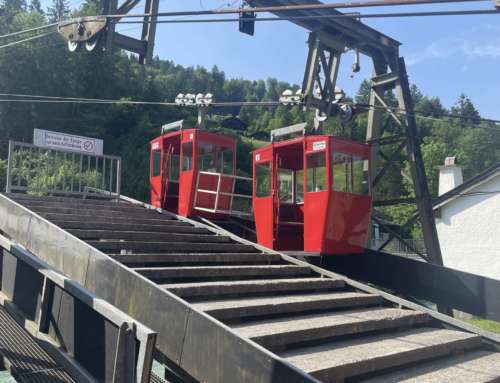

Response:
(163, 277), (345, 298)
(282, 327), (482, 382)
(193, 291), (384, 320)
(234, 307), (429, 351)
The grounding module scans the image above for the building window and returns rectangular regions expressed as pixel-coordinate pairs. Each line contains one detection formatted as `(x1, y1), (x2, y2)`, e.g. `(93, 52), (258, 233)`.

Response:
(255, 162), (271, 197)
(182, 142), (193, 172)
(306, 152), (326, 192)
(151, 150), (161, 177)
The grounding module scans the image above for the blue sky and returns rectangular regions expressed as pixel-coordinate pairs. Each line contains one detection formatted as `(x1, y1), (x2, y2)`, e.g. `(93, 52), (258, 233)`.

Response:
(52, 0), (500, 118)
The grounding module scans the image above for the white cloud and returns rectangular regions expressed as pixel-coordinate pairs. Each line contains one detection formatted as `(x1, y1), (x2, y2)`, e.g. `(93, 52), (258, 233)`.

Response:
(406, 25), (500, 65)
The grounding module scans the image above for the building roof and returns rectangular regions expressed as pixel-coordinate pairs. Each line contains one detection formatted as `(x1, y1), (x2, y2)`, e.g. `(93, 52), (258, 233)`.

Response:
(433, 162), (500, 210)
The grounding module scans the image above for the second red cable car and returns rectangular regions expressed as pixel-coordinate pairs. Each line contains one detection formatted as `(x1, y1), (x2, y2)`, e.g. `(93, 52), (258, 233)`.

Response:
(252, 127), (372, 254)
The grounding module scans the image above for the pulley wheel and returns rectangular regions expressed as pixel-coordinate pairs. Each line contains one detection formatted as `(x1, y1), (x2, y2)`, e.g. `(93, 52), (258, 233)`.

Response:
(67, 40), (81, 52)
(85, 35), (101, 52)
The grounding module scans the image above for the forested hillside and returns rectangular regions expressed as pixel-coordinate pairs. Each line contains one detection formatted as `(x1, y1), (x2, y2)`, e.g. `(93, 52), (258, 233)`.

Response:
(2, 0), (500, 236)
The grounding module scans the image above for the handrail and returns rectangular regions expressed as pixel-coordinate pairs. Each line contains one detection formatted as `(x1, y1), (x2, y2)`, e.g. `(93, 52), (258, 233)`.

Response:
(194, 171), (253, 217)
(6, 140), (121, 198)
(0, 233), (157, 383)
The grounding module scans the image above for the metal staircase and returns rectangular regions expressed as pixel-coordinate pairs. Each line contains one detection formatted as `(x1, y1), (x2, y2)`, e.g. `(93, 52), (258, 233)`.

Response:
(2, 192), (500, 382)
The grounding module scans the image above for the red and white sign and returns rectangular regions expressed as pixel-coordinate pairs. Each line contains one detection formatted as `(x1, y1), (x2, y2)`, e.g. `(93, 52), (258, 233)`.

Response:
(33, 129), (103, 155)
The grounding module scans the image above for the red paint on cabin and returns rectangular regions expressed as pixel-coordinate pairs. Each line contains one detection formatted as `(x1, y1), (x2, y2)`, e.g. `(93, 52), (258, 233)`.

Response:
(150, 128), (236, 218)
(252, 135), (372, 254)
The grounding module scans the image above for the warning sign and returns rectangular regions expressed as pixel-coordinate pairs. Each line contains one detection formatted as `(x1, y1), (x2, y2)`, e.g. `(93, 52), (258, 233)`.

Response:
(33, 129), (103, 155)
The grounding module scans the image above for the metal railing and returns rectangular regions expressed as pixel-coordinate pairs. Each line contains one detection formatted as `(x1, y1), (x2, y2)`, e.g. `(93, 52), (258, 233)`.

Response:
(372, 237), (427, 260)
(5, 140), (121, 197)
(0, 233), (156, 383)
(194, 171), (253, 218)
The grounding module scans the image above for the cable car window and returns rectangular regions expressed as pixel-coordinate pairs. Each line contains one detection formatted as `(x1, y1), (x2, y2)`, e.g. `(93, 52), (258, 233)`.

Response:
(295, 169), (304, 203)
(256, 162), (271, 197)
(169, 154), (180, 182)
(198, 142), (218, 172)
(182, 142), (193, 172)
(151, 149), (161, 177)
(278, 169), (293, 203)
(306, 152), (326, 192)
(353, 156), (369, 195)
(221, 149), (234, 174)
(332, 152), (352, 192)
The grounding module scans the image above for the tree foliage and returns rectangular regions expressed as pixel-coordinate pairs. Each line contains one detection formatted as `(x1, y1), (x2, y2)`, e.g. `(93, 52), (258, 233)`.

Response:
(1, 3), (500, 237)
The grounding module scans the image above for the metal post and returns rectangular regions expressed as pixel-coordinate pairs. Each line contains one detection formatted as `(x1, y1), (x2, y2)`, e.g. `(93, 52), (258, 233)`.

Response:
(394, 57), (443, 265)
(112, 322), (136, 383)
(116, 158), (122, 197)
(5, 141), (13, 193)
(214, 173), (222, 212)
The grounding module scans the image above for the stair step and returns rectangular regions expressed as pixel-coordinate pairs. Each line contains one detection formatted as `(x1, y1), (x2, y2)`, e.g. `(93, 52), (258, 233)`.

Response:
(43, 213), (174, 224)
(135, 265), (312, 280)
(163, 277), (345, 298)
(193, 292), (383, 320)
(88, 241), (258, 253)
(360, 349), (500, 382)
(54, 221), (200, 233)
(282, 327), (482, 382)
(110, 252), (280, 265)
(234, 308), (429, 351)
(20, 200), (146, 212)
(8, 193), (118, 205)
(70, 229), (225, 243)
(27, 206), (166, 218)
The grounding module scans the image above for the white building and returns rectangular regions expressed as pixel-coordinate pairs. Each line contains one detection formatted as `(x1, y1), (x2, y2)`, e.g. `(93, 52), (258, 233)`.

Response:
(434, 157), (500, 280)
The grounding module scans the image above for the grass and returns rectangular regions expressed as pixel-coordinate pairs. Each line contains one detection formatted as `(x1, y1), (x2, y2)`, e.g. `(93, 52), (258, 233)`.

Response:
(241, 136), (268, 150)
(465, 318), (500, 334)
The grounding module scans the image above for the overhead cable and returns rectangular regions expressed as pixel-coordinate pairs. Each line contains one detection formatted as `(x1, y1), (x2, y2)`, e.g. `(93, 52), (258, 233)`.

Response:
(0, 23), (58, 40)
(0, 32), (57, 50)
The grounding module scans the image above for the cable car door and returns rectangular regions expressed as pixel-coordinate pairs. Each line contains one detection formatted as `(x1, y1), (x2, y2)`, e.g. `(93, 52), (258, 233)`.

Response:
(253, 152), (275, 249)
(150, 141), (163, 208)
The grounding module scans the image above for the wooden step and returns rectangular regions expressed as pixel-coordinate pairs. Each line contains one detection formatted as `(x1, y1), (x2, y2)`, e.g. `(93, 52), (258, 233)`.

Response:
(88, 241), (258, 254)
(134, 265), (312, 280)
(8, 193), (118, 205)
(70, 229), (227, 243)
(234, 308), (429, 351)
(360, 349), (500, 382)
(110, 252), (280, 265)
(282, 327), (482, 382)
(193, 292), (383, 320)
(163, 277), (345, 298)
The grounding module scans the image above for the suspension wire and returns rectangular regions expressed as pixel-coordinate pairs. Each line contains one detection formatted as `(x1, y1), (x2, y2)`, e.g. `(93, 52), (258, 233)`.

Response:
(0, 23), (58, 41)
(353, 102), (500, 127)
(0, 93), (498, 126)
(0, 31), (58, 50)
(102, 0), (492, 19)
(114, 9), (499, 25)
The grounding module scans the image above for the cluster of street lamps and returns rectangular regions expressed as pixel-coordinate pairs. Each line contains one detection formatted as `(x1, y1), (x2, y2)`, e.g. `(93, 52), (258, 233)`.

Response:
(175, 93), (214, 107)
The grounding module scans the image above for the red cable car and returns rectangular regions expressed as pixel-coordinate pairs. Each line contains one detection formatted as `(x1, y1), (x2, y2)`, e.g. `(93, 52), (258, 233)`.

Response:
(252, 127), (372, 254)
(149, 121), (237, 218)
